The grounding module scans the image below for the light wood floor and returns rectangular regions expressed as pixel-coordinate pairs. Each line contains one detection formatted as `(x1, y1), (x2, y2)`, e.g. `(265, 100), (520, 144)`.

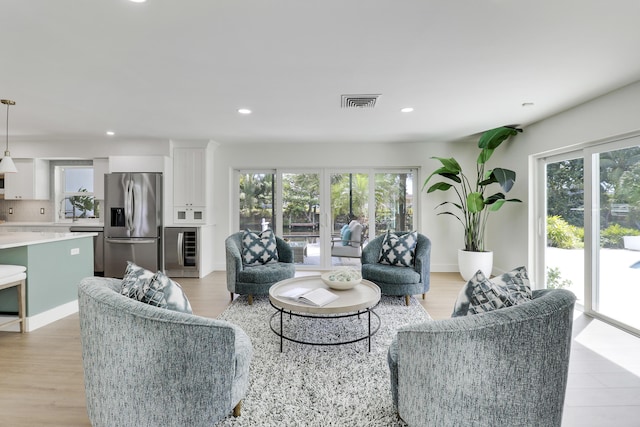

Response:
(2, 271), (639, 426)
(0, 272), (462, 426)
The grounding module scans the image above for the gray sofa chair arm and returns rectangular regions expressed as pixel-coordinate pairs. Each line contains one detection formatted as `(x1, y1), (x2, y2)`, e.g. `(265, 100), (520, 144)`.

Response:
(276, 237), (294, 263)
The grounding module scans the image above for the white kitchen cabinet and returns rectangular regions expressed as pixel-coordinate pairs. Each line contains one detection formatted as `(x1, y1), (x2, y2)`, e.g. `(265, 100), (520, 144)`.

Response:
(173, 148), (207, 224)
(173, 206), (206, 224)
(4, 159), (50, 200)
(92, 158), (109, 200)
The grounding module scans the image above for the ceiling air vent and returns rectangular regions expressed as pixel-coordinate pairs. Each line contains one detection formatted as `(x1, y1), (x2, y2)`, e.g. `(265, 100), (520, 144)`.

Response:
(341, 94), (381, 109)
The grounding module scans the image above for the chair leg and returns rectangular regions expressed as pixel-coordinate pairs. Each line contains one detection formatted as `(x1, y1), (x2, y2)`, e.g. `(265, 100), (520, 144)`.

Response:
(230, 292), (234, 302)
(233, 400), (242, 417)
(422, 293), (426, 300)
(248, 294), (254, 305)
(405, 295), (410, 306)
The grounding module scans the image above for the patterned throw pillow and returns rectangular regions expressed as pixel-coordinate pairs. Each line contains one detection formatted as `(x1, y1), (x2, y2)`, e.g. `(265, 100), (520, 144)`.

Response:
(242, 229), (279, 265)
(120, 261), (193, 314)
(149, 271), (193, 314)
(120, 261), (156, 301)
(378, 231), (418, 267)
(490, 266), (531, 304)
(451, 266), (532, 317)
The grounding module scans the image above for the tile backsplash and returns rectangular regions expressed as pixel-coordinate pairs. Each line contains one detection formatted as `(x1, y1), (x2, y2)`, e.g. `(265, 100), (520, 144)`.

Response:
(0, 200), (57, 222)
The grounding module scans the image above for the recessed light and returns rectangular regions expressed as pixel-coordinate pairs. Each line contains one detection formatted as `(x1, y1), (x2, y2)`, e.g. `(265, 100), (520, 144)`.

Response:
(400, 107), (414, 113)
(238, 108), (252, 115)
(129, 0), (147, 3)
(106, 131), (115, 136)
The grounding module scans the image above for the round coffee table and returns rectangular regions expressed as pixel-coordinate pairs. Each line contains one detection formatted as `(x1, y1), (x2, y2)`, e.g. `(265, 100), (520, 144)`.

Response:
(268, 275), (381, 352)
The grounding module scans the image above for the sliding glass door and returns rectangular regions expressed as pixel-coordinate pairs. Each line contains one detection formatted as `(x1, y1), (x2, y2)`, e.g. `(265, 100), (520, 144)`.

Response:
(591, 144), (640, 331)
(238, 171), (275, 232)
(236, 168), (417, 270)
(329, 172), (369, 267)
(537, 135), (640, 335)
(281, 172), (322, 267)
(543, 154), (585, 306)
(373, 171), (414, 236)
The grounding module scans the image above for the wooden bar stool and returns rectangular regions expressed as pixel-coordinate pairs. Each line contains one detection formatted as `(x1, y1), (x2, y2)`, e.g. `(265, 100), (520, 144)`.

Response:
(0, 265), (27, 333)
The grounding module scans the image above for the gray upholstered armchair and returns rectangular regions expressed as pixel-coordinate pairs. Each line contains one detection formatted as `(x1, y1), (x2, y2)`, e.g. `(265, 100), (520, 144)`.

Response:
(225, 231), (296, 304)
(78, 277), (252, 427)
(388, 289), (576, 427)
(361, 231), (431, 305)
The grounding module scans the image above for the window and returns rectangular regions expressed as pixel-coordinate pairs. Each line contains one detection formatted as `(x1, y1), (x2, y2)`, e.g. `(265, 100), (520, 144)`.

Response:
(235, 167), (417, 269)
(55, 164), (96, 221)
(536, 134), (640, 336)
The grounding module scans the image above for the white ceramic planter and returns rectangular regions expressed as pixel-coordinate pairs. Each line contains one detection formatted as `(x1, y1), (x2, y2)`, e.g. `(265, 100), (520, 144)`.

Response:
(458, 249), (493, 282)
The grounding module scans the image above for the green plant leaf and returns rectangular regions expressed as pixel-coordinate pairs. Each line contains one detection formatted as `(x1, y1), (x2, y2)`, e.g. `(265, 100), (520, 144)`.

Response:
(432, 156), (461, 172)
(467, 192), (484, 213)
(478, 127), (519, 150)
(489, 197), (522, 211)
(422, 164), (461, 189)
(484, 193), (505, 204)
(427, 182), (453, 193)
(437, 211), (464, 225)
(491, 168), (516, 192)
(440, 172), (462, 183)
(436, 201), (463, 211)
(477, 148), (494, 164)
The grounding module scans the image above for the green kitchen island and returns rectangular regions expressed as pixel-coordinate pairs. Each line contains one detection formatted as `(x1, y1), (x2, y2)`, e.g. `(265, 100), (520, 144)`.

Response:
(0, 232), (95, 332)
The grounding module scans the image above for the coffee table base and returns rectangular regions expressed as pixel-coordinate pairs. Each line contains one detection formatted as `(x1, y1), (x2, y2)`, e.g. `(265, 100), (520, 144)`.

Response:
(269, 300), (381, 352)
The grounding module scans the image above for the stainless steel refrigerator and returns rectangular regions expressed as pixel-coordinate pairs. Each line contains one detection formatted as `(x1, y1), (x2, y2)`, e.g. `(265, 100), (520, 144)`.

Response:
(104, 172), (163, 278)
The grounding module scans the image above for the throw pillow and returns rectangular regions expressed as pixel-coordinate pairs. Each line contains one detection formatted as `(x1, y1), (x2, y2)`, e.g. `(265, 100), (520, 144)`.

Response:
(341, 227), (352, 246)
(120, 261), (155, 300)
(451, 266), (532, 317)
(378, 231), (418, 267)
(120, 262), (193, 313)
(490, 265), (531, 304)
(242, 229), (279, 265)
(149, 271), (193, 314)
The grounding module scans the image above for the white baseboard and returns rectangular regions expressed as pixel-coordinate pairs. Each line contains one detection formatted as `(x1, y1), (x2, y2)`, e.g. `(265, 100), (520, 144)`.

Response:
(24, 300), (79, 332)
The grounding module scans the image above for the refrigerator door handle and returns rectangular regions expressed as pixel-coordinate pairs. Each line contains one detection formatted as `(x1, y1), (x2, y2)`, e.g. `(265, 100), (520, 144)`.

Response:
(125, 179), (133, 231)
(105, 238), (157, 244)
(177, 232), (184, 267)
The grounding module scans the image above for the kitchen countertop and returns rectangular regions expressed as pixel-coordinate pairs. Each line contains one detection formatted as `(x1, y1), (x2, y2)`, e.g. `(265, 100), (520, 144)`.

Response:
(0, 221), (104, 227)
(0, 232), (97, 249)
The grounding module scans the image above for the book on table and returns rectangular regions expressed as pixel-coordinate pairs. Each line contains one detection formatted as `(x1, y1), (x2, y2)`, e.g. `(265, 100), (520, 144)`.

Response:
(279, 287), (339, 307)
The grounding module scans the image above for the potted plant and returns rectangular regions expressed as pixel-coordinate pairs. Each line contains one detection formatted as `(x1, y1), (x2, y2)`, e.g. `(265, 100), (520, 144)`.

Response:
(423, 126), (522, 280)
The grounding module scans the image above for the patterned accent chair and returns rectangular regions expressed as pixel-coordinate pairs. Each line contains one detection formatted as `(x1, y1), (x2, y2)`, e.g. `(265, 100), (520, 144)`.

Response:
(361, 231), (431, 305)
(388, 289), (576, 427)
(225, 231), (296, 304)
(78, 277), (252, 427)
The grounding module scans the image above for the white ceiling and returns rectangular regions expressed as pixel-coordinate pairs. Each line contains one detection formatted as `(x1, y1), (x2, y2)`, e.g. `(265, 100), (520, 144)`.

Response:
(2, 0), (640, 145)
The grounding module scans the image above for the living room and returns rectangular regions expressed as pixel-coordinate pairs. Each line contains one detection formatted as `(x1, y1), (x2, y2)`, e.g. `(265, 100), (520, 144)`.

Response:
(2, 1), (640, 426)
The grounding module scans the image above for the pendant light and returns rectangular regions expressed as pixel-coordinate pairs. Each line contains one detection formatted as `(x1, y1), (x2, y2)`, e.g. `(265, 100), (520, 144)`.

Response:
(0, 99), (18, 173)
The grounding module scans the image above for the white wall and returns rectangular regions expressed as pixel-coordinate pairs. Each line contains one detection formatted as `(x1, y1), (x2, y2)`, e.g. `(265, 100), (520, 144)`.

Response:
(492, 80), (640, 281)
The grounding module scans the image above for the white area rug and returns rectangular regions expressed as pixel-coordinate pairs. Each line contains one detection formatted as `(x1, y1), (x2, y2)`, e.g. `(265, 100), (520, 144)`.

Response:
(214, 295), (431, 427)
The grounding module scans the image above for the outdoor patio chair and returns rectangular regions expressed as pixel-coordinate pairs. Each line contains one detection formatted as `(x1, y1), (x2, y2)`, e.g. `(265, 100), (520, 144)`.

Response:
(331, 220), (365, 259)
